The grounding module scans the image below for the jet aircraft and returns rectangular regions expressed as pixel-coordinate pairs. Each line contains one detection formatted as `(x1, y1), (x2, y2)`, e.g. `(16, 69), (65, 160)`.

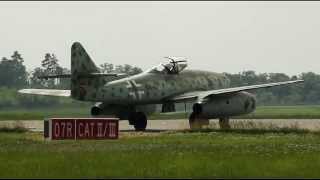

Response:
(19, 42), (304, 131)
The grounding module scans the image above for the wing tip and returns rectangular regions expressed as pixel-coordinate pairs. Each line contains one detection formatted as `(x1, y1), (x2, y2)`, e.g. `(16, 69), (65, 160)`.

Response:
(17, 89), (71, 97)
(18, 89), (28, 94)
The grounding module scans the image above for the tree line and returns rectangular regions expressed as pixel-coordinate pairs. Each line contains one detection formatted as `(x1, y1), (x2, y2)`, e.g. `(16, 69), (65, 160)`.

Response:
(0, 50), (319, 108)
(0, 51), (142, 108)
(224, 71), (320, 105)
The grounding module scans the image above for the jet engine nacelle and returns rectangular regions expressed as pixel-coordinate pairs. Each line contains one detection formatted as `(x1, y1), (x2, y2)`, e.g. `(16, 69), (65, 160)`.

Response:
(192, 91), (256, 119)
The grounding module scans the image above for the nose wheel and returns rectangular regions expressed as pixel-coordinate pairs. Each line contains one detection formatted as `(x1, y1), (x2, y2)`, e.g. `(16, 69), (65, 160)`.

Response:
(129, 112), (147, 131)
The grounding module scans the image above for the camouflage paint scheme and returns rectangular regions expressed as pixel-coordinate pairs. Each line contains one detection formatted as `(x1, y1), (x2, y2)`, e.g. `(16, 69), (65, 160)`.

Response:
(71, 42), (230, 105)
(19, 42), (303, 122)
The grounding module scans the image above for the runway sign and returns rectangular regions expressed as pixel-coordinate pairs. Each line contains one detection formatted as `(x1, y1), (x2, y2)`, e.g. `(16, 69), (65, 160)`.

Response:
(44, 118), (119, 140)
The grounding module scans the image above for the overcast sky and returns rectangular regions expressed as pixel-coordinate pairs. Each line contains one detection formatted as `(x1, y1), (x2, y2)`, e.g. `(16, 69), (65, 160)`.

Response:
(1, 1), (320, 76)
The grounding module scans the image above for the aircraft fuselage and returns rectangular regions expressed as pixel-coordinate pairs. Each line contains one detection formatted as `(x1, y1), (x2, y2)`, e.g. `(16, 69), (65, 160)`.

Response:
(79, 70), (230, 105)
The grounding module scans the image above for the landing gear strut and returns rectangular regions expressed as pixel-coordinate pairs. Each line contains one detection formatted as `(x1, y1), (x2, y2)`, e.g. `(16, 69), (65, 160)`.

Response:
(219, 117), (230, 129)
(189, 112), (209, 129)
(129, 112), (147, 131)
(189, 103), (209, 129)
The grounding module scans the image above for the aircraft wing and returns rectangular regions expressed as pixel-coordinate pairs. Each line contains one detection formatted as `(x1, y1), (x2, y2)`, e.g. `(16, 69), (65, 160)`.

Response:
(18, 89), (71, 97)
(170, 80), (304, 103)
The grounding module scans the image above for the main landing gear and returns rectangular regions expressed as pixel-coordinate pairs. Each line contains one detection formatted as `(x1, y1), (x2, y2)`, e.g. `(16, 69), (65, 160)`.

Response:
(129, 112), (147, 131)
(189, 103), (209, 129)
(188, 104), (231, 129)
(218, 117), (230, 129)
(188, 112), (209, 129)
(189, 114), (231, 130)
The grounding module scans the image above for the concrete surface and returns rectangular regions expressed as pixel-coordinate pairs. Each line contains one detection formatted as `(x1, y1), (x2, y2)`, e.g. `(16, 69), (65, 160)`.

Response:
(1, 119), (320, 132)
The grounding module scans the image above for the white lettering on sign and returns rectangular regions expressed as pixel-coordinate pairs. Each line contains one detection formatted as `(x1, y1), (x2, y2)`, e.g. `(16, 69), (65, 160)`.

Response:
(67, 122), (73, 137)
(109, 122), (117, 138)
(52, 120), (75, 139)
(78, 123), (84, 137)
(97, 122), (103, 137)
(49, 118), (119, 140)
(61, 122), (65, 137)
(103, 123), (108, 137)
(54, 123), (60, 138)
(90, 122), (95, 137)
(84, 123), (90, 137)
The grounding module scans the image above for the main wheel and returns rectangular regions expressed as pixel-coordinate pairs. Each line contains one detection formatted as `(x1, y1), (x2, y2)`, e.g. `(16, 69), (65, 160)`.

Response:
(128, 112), (135, 125)
(133, 112), (147, 131)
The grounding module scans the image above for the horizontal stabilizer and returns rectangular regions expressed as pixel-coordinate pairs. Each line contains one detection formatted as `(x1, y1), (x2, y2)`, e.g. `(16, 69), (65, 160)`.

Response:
(38, 73), (127, 79)
(18, 89), (71, 97)
(38, 74), (71, 79)
(85, 73), (128, 78)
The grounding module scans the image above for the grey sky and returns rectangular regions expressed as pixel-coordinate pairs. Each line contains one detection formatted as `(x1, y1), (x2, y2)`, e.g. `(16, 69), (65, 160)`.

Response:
(1, 1), (320, 76)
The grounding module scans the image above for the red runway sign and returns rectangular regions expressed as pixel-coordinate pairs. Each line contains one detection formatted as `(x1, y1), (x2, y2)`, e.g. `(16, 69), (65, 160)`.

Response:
(45, 118), (119, 140)
(52, 119), (75, 140)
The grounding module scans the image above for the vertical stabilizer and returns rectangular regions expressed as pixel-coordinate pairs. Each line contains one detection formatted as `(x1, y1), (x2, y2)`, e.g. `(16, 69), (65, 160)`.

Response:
(71, 42), (99, 100)
(71, 42), (99, 75)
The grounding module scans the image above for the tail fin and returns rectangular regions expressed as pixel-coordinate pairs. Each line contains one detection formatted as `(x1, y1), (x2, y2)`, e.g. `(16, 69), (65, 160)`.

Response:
(71, 42), (99, 101)
(70, 42), (127, 101)
(71, 42), (99, 75)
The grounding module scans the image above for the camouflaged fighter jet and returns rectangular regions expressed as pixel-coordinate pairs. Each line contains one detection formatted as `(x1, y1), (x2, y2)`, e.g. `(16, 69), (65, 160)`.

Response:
(18, 42), (304, 131)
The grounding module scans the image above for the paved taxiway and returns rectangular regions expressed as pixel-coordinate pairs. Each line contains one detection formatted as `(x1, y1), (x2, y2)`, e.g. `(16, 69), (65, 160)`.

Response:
(1, 119), (320, 132)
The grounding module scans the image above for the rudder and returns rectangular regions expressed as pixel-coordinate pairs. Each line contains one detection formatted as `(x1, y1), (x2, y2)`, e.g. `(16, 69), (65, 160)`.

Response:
(71, 42), (99, 75)
(71, 42), (99, 101)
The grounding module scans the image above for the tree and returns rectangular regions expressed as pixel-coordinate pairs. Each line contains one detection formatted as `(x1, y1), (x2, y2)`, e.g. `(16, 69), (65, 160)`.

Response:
(29, 67), (46, 88)
(99, 63), (143, 75)
(39, 53), (63, 88)
(56, 67), (71, 89)
(115, 64), (142, 75)
(100, 63), (114, 73)
(41, 53), (59, 74)
(11, 51), (24, 63)
(300, 72), (320, 104)
(0, 51), (28, 88)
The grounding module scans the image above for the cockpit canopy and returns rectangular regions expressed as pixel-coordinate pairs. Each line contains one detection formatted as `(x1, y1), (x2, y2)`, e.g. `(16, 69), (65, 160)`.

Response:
(148, 57), (188, 74)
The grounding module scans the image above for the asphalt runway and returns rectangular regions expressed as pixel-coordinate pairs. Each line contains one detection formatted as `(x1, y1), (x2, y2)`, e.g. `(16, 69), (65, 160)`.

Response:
(1, 119), (320, 132)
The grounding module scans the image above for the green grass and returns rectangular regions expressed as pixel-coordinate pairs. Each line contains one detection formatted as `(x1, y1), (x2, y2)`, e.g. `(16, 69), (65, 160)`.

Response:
(1, 105), (320, 120)
(0, 107), (90, 120)
(1, 130), (320, 178)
